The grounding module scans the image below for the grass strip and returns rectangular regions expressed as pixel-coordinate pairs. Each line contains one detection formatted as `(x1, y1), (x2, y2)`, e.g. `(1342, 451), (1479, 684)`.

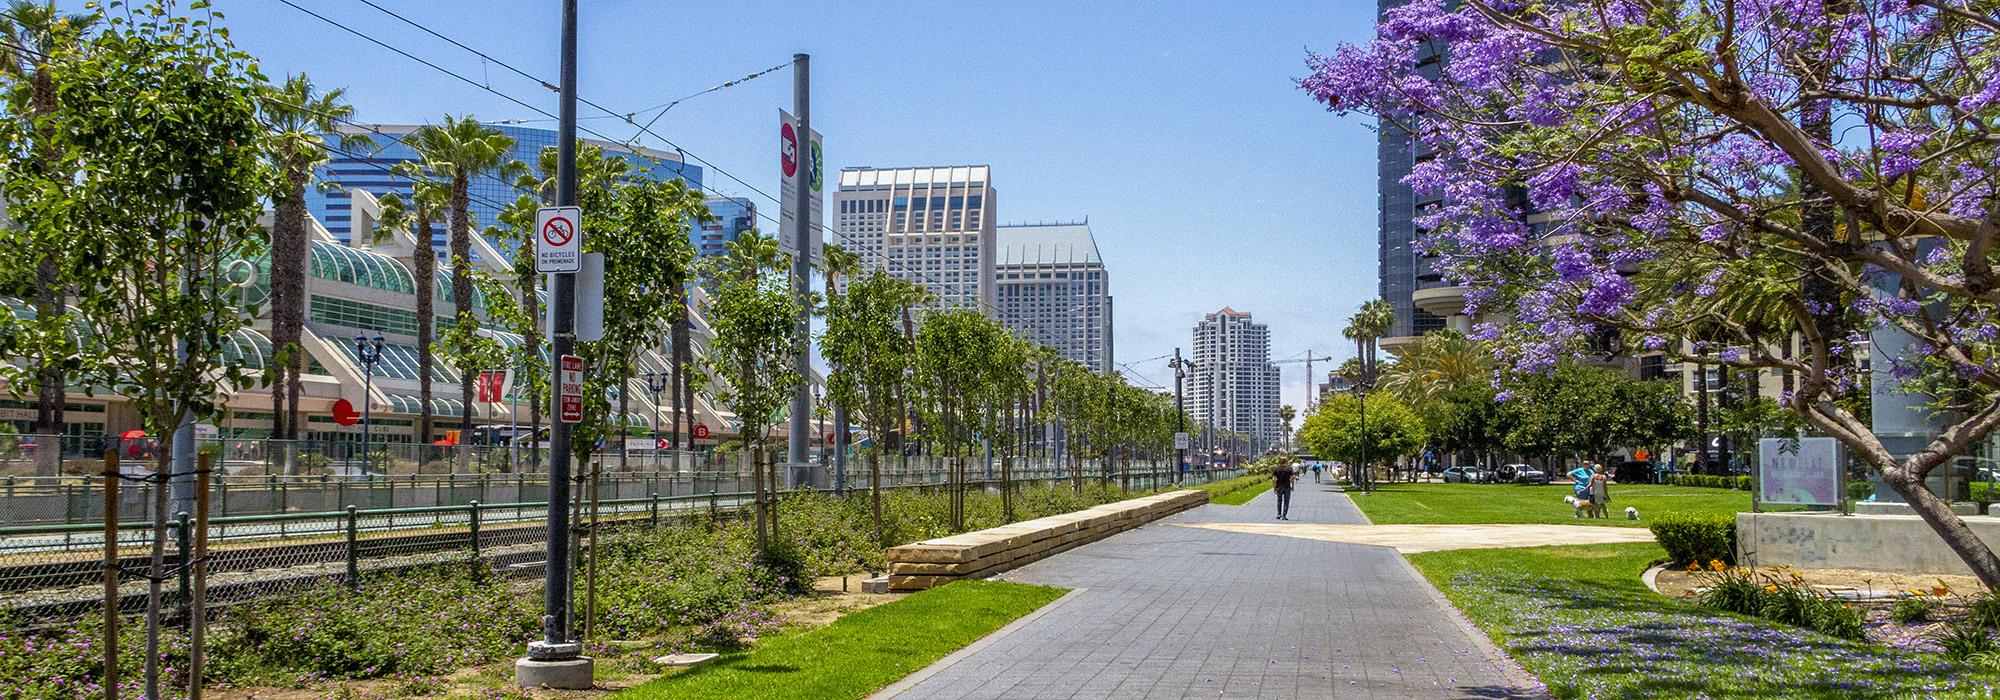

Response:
(1408, 543), (1991, 698)
(616, 580), (1068, 700)
(1349, 481), (1775, 528)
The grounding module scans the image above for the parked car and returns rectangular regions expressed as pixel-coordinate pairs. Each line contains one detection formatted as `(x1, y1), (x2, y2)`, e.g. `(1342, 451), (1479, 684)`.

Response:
(1511, 465), (1549, 484)
(1442, 466), (1488, 483)
(1611, 460), (1656, 484)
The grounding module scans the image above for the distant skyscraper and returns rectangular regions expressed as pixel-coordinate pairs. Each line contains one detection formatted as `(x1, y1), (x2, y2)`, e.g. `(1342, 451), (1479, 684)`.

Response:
(995, 222), (1113, 373)
(698, 196), (756, 258)
(306, 123), (700, 260)
(1188, 308), (1281, 447)
(833, 165), (996, 313)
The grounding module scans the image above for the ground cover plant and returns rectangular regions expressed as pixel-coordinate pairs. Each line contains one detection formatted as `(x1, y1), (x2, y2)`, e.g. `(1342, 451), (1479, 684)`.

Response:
(616, 580), (1066, 700)
(1408, 543), (1998, 698)
(1350, 482), (1763, 528)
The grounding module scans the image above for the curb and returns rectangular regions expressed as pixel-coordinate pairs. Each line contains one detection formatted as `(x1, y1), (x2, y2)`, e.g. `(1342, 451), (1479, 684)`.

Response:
(865, 586), (1088, 700)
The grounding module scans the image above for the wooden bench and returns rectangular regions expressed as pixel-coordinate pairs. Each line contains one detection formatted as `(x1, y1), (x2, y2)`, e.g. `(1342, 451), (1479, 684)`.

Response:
(883, 489), (1210, 591)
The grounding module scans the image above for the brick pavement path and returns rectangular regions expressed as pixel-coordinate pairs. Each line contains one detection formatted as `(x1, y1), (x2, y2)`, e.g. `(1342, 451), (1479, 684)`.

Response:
(872, 482), (1544, 699)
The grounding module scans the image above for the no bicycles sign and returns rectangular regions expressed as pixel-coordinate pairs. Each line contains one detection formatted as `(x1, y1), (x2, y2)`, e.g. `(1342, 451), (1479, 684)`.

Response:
(535, 206), (581, 273)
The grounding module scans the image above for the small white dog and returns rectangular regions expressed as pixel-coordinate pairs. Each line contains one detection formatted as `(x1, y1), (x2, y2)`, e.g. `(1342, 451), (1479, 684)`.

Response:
(1626, 506), (1639, 520)
(1563, 495), (1577, 506)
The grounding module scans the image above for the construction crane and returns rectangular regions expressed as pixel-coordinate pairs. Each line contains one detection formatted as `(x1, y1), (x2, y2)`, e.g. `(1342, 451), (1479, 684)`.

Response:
(1273, 351), (1334, 412)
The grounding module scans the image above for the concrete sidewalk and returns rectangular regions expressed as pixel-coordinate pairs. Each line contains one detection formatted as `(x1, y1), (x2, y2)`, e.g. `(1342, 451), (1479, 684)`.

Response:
(872, 483), (1544, 699)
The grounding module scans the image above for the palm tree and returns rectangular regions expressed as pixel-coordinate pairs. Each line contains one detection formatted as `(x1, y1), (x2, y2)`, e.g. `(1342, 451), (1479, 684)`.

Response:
(2, 2), (94, 473)
(376, 182), (446, 444)
(1342, 298), (1395, 486)
(1277, 404), (1296, 450)
(1377, 330), (1493, 410)
(260, 74), (368, 447)
(404, 116), (520, 445)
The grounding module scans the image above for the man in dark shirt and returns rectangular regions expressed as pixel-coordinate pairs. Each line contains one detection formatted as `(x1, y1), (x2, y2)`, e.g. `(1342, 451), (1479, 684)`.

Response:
(1271, 457), (1296, 520)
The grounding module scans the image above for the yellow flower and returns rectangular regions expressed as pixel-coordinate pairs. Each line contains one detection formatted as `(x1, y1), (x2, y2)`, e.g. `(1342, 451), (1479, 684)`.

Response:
(1764, 584), (1779, 592)
(1687, 562), (1701, 572)
(1932, 586), (1951, 597)
(1709, 559), (1728, 572)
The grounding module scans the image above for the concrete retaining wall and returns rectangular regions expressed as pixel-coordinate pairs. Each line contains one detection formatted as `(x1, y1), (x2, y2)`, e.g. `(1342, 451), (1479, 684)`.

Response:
(884, 489), (1209, 590)
(1739, 511), (2000, 575)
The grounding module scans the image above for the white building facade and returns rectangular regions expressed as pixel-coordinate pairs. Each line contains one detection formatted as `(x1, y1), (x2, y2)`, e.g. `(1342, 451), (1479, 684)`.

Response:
(995, 222), (1113, 373)
(833, 165), (997, 313)
(1188, 308), (1281, 448)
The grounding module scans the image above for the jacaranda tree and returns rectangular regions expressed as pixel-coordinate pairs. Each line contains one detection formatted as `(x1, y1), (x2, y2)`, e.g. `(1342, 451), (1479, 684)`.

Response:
(1303, 0), (2000, 585)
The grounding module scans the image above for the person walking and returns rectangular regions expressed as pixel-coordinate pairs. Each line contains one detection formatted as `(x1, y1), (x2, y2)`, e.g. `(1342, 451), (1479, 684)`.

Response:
(1272, 457), (1297, 520)
(1589, 464), (1612, 519)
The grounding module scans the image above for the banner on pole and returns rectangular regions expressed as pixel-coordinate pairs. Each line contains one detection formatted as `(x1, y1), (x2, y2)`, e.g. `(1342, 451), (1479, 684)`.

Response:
(778, 109), (824, 265)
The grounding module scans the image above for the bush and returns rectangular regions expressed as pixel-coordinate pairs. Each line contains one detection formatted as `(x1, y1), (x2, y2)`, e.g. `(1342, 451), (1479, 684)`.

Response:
(1891, 595), (1938, 624)
(1695, 565), (1864, 640)
(1847, 480), (1876, 501)
(1696, 565), (1764, 615)
(1649, 511), (1736, 566)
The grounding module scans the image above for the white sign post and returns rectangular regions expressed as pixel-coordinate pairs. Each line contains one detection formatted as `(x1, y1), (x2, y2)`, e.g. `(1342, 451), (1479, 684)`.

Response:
(536, 206), (582, 273)
(778, 109), (824, 265)
(1174, 432), (1190, 450)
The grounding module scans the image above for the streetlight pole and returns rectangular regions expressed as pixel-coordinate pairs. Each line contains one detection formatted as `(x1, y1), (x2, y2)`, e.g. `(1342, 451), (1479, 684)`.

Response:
(645, 371), (666, 472)
(353, 335), (382, 475)
(1170, 348), (1189, 482)
(518, 0), (591, 688)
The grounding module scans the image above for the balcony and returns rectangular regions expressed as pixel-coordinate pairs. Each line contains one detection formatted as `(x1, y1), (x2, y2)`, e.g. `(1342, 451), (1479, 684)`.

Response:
(1411, 285), (1471, 319)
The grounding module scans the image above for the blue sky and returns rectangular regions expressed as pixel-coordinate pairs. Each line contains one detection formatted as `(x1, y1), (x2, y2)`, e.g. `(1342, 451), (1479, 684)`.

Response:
(206, 0), (1383, 408)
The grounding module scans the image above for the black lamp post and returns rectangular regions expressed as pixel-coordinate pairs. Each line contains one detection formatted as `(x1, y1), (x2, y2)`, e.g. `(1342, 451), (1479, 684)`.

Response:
(353, 335), (384, 474)
(644, 370), (668, 471)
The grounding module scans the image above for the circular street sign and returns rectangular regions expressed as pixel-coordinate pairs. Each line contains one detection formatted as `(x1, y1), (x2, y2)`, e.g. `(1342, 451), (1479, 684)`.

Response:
(332, 399), (360, 427)
(541, 214), (575, 247)
(693, 424), (712, 439)
(780, 122), (799, 179)
(655, 437), (669, 450)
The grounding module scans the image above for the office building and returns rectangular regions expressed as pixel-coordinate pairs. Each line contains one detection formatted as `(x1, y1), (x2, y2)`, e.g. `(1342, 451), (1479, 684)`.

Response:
(305, 123), (701, 258)
(1187, 308), (1281, 447)
(698, 196), (757, 258)
(833, 165), (997, 312)
(995, 221), (1113, 373)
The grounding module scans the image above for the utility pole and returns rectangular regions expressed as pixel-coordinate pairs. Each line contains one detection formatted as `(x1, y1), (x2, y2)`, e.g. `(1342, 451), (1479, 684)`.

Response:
(1171, 348), (1189, 477)
(786, 53), (814, 486)
(517, 0), (591, 688)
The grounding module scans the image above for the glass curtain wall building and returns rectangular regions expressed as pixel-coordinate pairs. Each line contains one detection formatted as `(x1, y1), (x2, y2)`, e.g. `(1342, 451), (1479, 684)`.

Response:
(995, 222), (1113, 373)
(304, 123), (702, 260)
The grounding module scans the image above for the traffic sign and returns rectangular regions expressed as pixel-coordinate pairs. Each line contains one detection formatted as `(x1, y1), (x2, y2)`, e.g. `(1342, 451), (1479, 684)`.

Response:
(693, 424), (711, 440)
(1174, 432), (1190, 450)
(558, 354), (584, 423)
(536, 206), (582, 273)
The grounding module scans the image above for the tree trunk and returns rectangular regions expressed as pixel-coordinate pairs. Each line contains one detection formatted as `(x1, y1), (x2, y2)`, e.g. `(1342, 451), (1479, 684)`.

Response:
(32, 255), (63, 477)
(415, 213), (436, 448)
(451, 176), (475, 472)
(1695, 360), (1710, 474)
(870, 450), (883, 547)
(672, 300), (690, 471)
(521, 269), (542, 473)
(1880, 461), (2000, 589)
(750, 441), (765, 552)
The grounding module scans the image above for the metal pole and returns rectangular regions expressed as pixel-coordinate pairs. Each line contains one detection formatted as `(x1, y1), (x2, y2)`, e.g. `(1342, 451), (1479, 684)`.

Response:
(521, 0), (589, 682)
(786, 53), (814, 476)
(1173, 348), (1187, 478)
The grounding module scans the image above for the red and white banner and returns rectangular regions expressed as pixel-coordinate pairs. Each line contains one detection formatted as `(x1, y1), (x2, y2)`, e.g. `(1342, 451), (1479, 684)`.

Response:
(475, 370), (512, 404)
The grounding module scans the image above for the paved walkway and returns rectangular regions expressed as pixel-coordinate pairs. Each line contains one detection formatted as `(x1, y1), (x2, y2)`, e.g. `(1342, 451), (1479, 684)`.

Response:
(874, 483), (1545, 699)
(1174, 522), (1655, 553)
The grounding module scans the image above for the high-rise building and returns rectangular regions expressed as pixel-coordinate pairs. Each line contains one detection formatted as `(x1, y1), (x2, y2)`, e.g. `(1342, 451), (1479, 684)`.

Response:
(1377, 0), (1453, 347)
(995, 221), (1113, 373)
(1188, 308), (1281, 448)
(305, 123), (701, 259)
(697, 196), (756, 258)
(833, 165), (997, 313)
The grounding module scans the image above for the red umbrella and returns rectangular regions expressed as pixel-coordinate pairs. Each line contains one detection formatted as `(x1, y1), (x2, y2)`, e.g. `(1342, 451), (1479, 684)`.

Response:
(119, 429), (147, 440)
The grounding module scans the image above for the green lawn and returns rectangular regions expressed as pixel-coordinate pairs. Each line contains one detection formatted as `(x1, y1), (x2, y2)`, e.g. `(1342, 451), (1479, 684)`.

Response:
(1209, 480), (1272, 505)
(615, 580), (1067, 700)
(1408, 543), (1991, 698)
(1350, 481), (1770, 527)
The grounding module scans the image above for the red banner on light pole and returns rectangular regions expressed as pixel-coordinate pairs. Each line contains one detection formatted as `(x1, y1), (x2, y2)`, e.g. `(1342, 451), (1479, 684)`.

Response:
(476, 371), (511, 404)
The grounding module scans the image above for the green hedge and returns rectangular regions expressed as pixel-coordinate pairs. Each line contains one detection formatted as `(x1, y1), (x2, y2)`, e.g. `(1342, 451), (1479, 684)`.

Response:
(1668, 474), (1753, 491)
(1847, 481), (1875, 501)
(1649, 511), (1738, 566)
